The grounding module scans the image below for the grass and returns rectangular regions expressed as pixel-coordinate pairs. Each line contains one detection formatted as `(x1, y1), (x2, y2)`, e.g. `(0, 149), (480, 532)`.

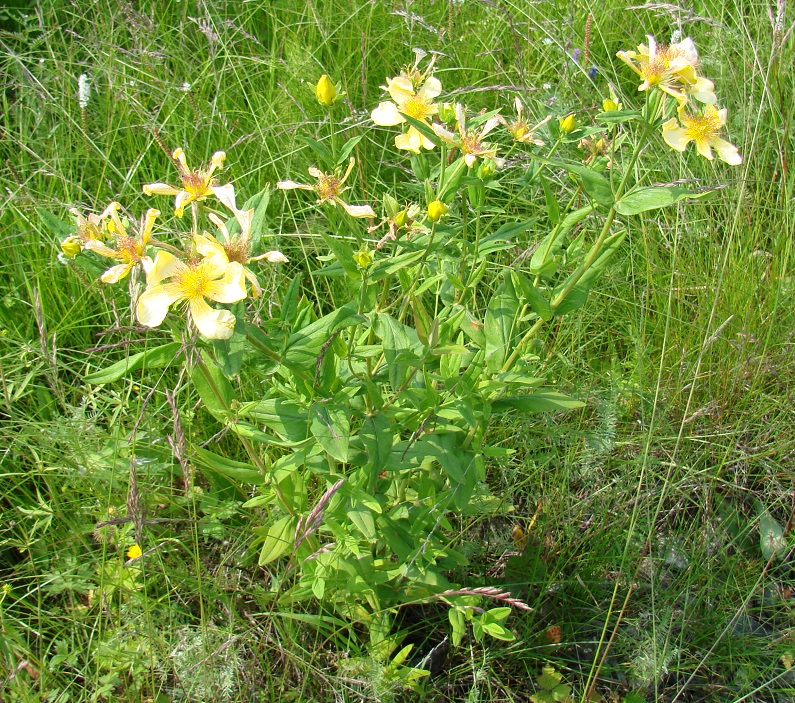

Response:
(1, 0), (794, 701)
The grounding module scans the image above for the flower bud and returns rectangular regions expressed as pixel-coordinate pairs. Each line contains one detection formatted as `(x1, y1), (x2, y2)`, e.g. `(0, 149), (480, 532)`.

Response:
(438, 102), (456, 124)
(427, 200), (448, 222)
(315, 74), (337, 107)
(60, 237), (81, 258)
(477, 160), (496, 180)
(602, 98), (620, 112)
(354, 249), (373, 268)
(559, 113), (576, 134)
(394, 209), (409, 228)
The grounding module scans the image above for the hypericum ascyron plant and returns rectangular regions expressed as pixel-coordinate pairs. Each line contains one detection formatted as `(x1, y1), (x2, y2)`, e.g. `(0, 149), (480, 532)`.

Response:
(49, 31), (740, 670)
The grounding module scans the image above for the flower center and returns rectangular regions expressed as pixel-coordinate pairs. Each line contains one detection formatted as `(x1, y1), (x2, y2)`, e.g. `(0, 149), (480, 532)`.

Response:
(115, 235), (141, 263)
(461, 135), (481, 154)
(223, 240), (250, 264)
(683, 111), (721, 141)
(177, 264), (213, 301)
(182, 171), (212, 196)
(316, 175), (341, 201)
(402, 96), (432, 121)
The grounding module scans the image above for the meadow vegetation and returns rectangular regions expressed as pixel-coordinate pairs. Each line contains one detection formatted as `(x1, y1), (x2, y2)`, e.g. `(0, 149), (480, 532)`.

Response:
(1, 0), (794, 701)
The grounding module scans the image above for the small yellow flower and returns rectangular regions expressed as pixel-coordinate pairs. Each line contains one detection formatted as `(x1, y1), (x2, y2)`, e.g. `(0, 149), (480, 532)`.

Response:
(126, 544), (142, 560)
(276, 158), (376, 219)
(136, 236), (247, 339)
(602, 97), (622, 112)
(61, 203), (117, 257)
(205, 209), (288, 299)
(432, 103), (502, 168)
(315, 74), (338, 106)
(427, 200), (448, 222)
(84, 205), (160, 283)
(502, 97), (548, 145)
(559, 113), (576, 134)
(371, 56), (442, 153)
(617, 35), (716, 105)
(662, 104), (741, 165)
(143, 148), (236, 218)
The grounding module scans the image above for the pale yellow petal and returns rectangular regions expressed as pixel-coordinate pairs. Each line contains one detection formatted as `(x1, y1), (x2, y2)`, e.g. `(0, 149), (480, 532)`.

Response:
(136, 284), (183, 328)
(210, 184), (237, 213)
(189, 297), (236, 339)
(694, 137), (714, 160)
(386, 76), (414, 107)
(174, 190), (194, 218)
(711, 137), (741, 165)
(244, 268), (262, 299)
(141, 208), (159, 246)
(277, 180), (314, 191)
(101, 263), (133, 284)
(337, 200), (376, 219)
(143, 182), (180, 196)
(688, 77), (717, 104)
(662, 119), (690, 152)
(83, 240), (118, 258)
(371, 101), (404, 126)
(395, 129), (422, 153)
(417, 76), (442, 101)
(147, 250), (186, 287)
(206, 262), (247, 304)
(194, 233), (229, 266)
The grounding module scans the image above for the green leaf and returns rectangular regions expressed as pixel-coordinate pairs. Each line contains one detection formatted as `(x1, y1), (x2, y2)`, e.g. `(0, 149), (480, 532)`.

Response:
(257, 515), (298, 565)
(512, 270), (553, 321)
(540, 173), (560, 225)
(481, 622), (516, 641)
(310, 402), (350, 462)
(449, 608), (466, 647)
(376, 313), (424, 391)
(319, 232), (361, 278)
(241, 398), (310, 443)
(192, 447), (263, 485)
(595, 109), (642, 124)
(401, 114), (440, 148)
(360, 414), (393, 476)
(284, 302), (365, 371)
(615, 185), (713, 216)
(438, 156), (468, 203)
(484, 272), (520, 373)
(191, 353), (233, 419)
(84, 342), (182, 384)
(759, 507), (787, 561)
(211, 313), (247, 378)
(280, 275), (302, 325)
(347, 506), (376, 541)
(368, 249), (426, 282)
(38, 209), (74, 239)
(301, 135), (333, 168)
(337, 134), (364, 166)
(553, 230), (626, 316)
(493, 391), (585, 413)
(242, 187), (271, 253)
(541, 158), (614, 206)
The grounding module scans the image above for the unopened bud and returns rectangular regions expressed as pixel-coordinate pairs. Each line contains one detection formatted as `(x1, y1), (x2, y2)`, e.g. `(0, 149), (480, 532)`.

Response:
(559, 114), (576, 134)
(315, 75), (337, 107)
(354, 249), (373, 268)
(61, 237), (81, 258)
(427, 200), (448, 222)
(394, 209), (409, 228)
(602, 98), (620, 112)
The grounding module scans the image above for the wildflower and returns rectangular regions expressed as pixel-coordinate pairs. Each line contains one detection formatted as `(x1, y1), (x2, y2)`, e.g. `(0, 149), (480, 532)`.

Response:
(558, 113), (576, 134)
(205, 209), (288, 298)
(276, 157), (376, 219)
(602, 97), (622, 112)
(84, 205), (159, 283)
(371, 57), (441, 153)
(502, 97), (548, 146)
(662, 104), (741, 165)
(617, 35), (716, 105)
(432, 103), (502, 168)
(78, 74), (90, 109)
(143, 148), (236, 218)
(61, 202), (118, 258)
(353, 249), (373, 268)
(315, 74), (338, 107)
(427, 200), (448, 222)
(136, 236), (247, 339)
(126, 544), (142, 560)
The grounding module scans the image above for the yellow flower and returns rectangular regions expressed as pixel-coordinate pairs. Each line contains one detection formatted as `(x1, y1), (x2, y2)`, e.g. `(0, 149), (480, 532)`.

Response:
(602, 97), (622, 112)
(143, 148), (236, 218)
(371, 61), (442, 153)
(84, 205), (160, 283)
(136, 235), (247, 339)
(617, 35), (716, 105)
(559, 113), (576, 134)
(432, 103), (502, 168)
(315, 74), (338, 106)
(427, 200), (448, 222)
(61, 202), (118, 257)
(662, 104), (741, 165)
(126, 544), (142, 560)
(502, 97), (548, 145)
(276, 157), (376, 219)
(205, 209), (288, 299)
